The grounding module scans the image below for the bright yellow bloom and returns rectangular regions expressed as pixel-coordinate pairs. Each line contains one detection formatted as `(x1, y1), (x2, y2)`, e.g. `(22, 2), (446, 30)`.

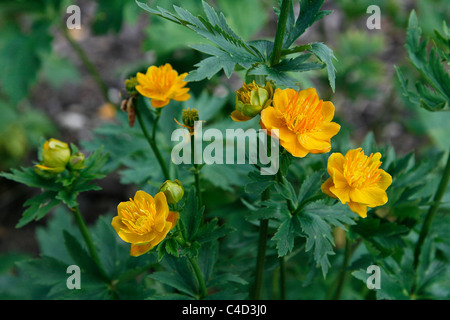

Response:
(136, 63), (190, 108)
(112, 190), (179, 256)
(35, 138), (71, 173)
(260, 88), (340, 157)
(321, 148), (392, 218)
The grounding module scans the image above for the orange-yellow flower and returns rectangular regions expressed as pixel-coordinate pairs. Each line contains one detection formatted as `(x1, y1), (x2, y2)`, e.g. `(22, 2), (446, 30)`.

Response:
(136, 63), (190, 108)
(260, 87), (340, 157)
(321, 148), (392, 218)
(112, 190), (179, 256)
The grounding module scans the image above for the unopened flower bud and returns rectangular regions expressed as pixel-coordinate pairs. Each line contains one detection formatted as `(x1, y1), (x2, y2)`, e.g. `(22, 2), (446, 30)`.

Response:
(231, 81), (273, 122)
(158, 179), (184, 204)
(124, 76), (139, 96)
(35, 139), (71, 173)
(182, 108), (199, 128)
(69, 152), (85, 170)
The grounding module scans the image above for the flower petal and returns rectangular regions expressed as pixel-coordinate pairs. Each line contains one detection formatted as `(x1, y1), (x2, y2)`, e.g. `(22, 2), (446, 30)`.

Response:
(321, 177), (337, 199)
(330, 185), (351, 204)
(321, 101), (335, 122)
(130, 242), (154, 257)
(350, 187), (388, 206)
(281, 138), (309, 158)
(347, 201), (368, 218)
(327, 153), (345, 177)
(298, 133), (331, 151)
(377, 170), (392, 190)
(309, 122), (340, 141)
(154, 192), (169, 232)
(272, 88), (291, 113)
(151, 98), (170, 108)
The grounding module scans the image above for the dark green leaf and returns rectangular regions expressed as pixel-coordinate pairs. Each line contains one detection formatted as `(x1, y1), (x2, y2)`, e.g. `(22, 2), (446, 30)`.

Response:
(310, 42), (337, 92)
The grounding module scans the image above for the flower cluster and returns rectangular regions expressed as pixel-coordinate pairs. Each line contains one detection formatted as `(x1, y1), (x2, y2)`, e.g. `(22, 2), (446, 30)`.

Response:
(111, 64), (393, 257)
(35, 138), (85, 174)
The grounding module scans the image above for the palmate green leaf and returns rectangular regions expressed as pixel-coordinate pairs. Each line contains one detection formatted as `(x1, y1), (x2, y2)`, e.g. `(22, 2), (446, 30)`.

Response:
(149, 255), (199, 298)
(136, 0), (261, 81)
(0, 166), (59, 191)
(350, 216), (410, 258)
(245, 170), (275, 195)
(272, 217), (296, 257)
(281, 0), (332, 49)
(17, 191), (61, 228)
(63, 231), (106, 281)
(294, 201), (357, 276)
(296, 170), (325, 205)
(180, 188), (204, 243)
(195, 217), (235, 244)
(396, 10), (450, 112)
(310, 42), (337, 92)
(248, 64), (299, 88)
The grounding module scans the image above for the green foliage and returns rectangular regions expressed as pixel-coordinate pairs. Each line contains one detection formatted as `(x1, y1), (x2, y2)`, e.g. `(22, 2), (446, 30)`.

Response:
(396, 10), (450, 112)
(0, 144), (108, 227)
(137, 0), (337, 92)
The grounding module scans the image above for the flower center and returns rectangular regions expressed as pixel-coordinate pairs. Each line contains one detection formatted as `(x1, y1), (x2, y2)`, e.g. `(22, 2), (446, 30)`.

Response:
(121, 198), (156, 235)
(343, 151), (382, 189)
(284, 91), (324, 134)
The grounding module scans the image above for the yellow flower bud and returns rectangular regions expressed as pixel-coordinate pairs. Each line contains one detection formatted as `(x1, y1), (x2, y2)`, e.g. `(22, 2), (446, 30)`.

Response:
(231, 81), (273, 122)
(35, 139), (71, 173)
(158, 179), (184, 204)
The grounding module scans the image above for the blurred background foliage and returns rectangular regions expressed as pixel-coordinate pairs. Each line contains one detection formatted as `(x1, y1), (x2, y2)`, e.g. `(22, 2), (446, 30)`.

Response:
(0, 0), (449, 299)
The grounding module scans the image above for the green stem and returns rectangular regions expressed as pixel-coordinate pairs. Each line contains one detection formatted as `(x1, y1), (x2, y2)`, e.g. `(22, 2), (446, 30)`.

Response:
(279, 256), (286, 300)
(328, 238), (362, 300)
(189, 257), (207, 299)
(135, 99), (171, 181)
(251, 188), (271, 300)
(71, 206), (109, 281)
(331, 238), (352, 300)
(61, 25), (111, 105)
(270, 0), (291, 66)
(411, 148), (450, 294)
(191, 134), (202, 207)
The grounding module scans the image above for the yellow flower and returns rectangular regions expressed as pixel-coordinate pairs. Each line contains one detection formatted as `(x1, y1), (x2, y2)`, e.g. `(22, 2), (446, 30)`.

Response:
(136, 63), (190, 108)
(112, 190), (179, 256)
(231, 81), (273, 122)
(321, 148), (392, 218)
(260, 87), (340, 157)
(35, 138), (71, 173)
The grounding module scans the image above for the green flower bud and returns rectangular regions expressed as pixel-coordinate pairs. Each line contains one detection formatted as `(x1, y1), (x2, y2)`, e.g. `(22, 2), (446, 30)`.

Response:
(69, 152), (85, 170)
(182, 108), (199, 128)
(124, 76), (139, 96)
(231, 81), (273, 122)
(158, 179), (184, 204)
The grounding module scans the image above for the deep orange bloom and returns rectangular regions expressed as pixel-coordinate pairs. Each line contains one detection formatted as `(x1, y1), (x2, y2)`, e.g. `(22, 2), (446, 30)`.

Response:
(321, 148), (392, 218)
(136, 63), (190, 108)
(260, 88), (340, 157)
(112, 190), (179, 256)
